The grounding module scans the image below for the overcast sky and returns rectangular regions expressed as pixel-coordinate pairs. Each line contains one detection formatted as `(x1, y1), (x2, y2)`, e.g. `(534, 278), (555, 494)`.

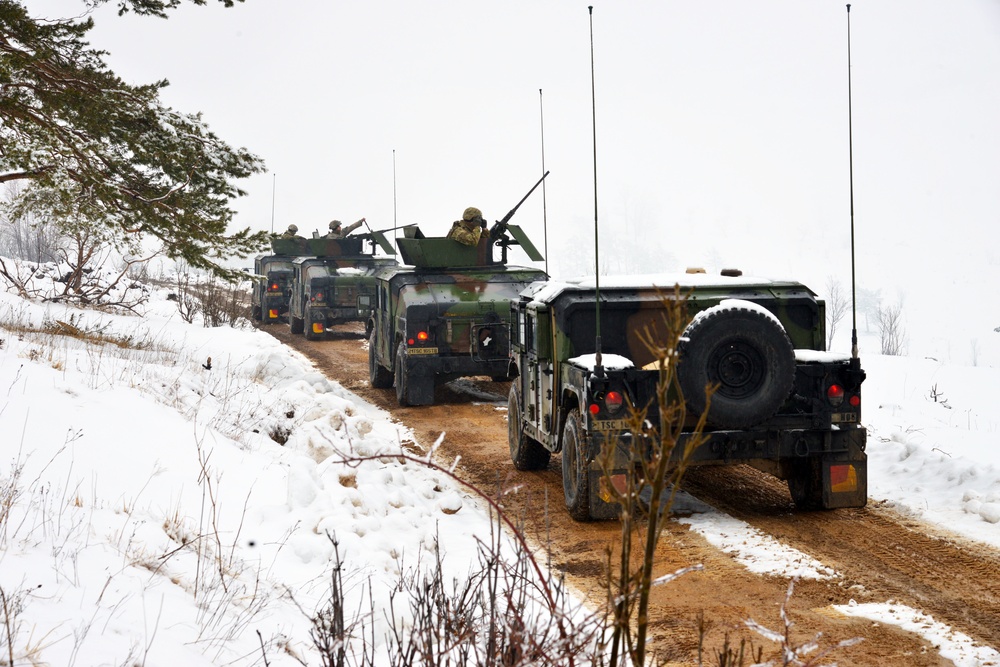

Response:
(24, 0), (1000, 356)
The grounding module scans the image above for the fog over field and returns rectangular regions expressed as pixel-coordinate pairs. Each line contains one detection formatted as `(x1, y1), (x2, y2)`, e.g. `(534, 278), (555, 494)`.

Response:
(25, 0), (1000, 366)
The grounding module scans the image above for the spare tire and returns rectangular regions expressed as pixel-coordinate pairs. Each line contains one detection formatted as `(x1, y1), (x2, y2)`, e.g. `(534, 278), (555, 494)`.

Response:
(679, 300), (795, 428)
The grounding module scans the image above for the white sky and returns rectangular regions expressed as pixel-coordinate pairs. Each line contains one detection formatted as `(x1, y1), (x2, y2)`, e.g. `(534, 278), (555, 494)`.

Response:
(21, 0), (1000, 360)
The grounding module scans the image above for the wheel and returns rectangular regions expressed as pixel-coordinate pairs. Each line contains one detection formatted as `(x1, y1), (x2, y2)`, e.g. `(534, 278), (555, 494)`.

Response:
(678, 301), (795, 428)
(289, 313), (304, 334)
(787, 458), (824, 510)
(508, 384), (550, 471)
(369, 331), (393, 389)
(251, 303), (262, 321)
(561, 408), (591, 521)
(395, 343), (411, 406)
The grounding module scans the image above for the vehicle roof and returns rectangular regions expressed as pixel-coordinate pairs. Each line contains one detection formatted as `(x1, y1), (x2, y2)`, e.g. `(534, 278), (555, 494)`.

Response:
(520, 272), (813, 305)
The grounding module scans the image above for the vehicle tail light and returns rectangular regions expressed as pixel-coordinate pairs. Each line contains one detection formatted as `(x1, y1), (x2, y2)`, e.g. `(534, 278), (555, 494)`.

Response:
(849, 394), (861, 407)
(312, 291), (324, 302)
(267, 282), (281, 292)
(604, 390), (624, 414)
(827, 383), (845, 407)
(408, 330), (430, 346)
(588, 403), (600, 415)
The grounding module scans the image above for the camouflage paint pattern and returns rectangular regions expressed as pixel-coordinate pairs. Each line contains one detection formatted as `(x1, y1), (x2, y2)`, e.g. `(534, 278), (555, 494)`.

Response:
(509, 273), (867, 518)
(289, 256), (398, 339)
(367, 229), (547, 405)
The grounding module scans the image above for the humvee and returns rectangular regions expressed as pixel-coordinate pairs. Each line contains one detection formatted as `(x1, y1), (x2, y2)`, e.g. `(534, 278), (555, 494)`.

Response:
(251, 254), (295, 324)
(281, 233), (397, 340)
(367, 223), (547, 406)
(507, 272), (867, 520)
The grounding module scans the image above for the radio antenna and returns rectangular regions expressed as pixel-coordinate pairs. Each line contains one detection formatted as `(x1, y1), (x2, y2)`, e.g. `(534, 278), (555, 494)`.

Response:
(539, 88), (550, 277)
(270, 173), (276, 234)
(846, 4), (860, 368)
(589, 5), (603, 378)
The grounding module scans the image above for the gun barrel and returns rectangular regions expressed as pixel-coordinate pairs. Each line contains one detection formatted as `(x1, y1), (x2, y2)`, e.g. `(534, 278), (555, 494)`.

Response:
(490, 171), (551, 243)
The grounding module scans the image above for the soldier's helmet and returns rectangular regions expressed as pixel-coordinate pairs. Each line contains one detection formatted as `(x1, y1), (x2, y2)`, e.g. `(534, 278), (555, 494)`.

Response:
(329, 220), (342, 230)
(462, 207), (482, 222)
(288, 224), (298, 233)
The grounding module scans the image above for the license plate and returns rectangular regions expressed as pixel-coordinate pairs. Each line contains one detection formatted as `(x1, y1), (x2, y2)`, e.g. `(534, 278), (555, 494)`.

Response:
(408, 347), (439, 355)
(832, 413), (858, 423)
(590, 419), (629, 431)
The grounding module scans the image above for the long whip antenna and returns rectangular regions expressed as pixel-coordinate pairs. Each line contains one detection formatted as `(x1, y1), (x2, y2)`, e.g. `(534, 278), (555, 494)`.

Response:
(589, 5), (603, 377)
(270, 173), (276, 234)
(846, 4), (860, 365)
(539, 88), (549, 277)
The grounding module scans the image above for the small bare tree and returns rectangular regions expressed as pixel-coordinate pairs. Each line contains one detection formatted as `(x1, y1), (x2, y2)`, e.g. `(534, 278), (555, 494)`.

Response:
(824, 277), (849, 351)
(875, 300), (907, 356)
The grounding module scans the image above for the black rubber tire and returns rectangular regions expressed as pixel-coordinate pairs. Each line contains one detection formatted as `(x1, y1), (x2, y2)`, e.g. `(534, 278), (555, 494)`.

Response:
(561, 408), (591, 521)
(679, 302), (795, 428)
(369, 331), (393, 389)
(251, 303), (262, 321)
(787, 458), (824, 510)
(508, 384), (551, 471)
(395, 343), (410, 406)
(289, 313), (304, 335)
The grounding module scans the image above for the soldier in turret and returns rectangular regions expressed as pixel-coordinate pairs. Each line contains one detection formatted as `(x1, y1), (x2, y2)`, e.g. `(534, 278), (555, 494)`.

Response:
(447, 207), (485, 246)
(280, 224), (303, 239)
(325, 218), (365, 239)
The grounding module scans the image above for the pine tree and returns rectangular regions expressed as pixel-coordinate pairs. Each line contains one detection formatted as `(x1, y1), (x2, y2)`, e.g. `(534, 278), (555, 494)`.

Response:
(0, 0), (266, 279)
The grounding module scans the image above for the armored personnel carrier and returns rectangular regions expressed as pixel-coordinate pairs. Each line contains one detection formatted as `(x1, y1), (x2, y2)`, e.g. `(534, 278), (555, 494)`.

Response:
(507, 272), (867, 520)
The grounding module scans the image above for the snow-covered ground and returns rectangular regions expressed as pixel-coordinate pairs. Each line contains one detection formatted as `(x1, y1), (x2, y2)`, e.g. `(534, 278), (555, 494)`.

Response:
(1, 265), (998, 665)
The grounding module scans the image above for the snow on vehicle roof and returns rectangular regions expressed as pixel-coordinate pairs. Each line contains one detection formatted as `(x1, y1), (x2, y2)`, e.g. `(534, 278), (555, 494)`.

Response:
(522, 272), (796, 303)
(567, 353), (635, 370)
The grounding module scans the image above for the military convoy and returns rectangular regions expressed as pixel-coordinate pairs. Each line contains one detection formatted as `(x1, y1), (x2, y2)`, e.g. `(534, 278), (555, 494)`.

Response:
(252, 232), (397, 338)
(506, 273), (868, 520)
(256, 180), (868, 519)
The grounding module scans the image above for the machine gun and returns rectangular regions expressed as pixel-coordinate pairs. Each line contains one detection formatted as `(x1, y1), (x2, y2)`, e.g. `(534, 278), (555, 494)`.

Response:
(488, 171), (550, 242)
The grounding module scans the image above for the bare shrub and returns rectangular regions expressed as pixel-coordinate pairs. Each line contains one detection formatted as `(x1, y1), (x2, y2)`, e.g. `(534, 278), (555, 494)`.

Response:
(170, 270), (251, 328)
(875, 300), (907, 356)
(0, 182), (60, 265)
(596, 286), (713, 666)
(824, 277), (849, 350)
(745, 578), (862, 664)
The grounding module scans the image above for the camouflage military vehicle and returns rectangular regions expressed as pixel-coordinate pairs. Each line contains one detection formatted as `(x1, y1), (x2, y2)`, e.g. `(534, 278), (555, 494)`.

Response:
(507, 272), (867, 520)
(282, 233), (397, 340)
(251, 253), (298, 325)
(367, 175), (550, 406)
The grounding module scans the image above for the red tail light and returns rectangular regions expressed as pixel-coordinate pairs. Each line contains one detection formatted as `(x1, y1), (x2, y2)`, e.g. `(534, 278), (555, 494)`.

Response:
(416, 331), (429, 342)
(267, 282), (280, 292)
(827, 384), (845, 407)
(312, 291), (324, 302)
(604, 390), (624, 414)
(849, 394), (861, 407)
(588, 403), (600, 415)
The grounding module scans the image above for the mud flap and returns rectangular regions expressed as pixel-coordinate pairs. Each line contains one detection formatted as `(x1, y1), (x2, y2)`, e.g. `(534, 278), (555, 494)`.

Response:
(820, 455), (867, 509)
(588, 469), (624, 520)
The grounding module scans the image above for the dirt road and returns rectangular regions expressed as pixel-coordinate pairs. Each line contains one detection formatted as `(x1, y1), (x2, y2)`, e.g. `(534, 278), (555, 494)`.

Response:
(266, 323), (1000, 666)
